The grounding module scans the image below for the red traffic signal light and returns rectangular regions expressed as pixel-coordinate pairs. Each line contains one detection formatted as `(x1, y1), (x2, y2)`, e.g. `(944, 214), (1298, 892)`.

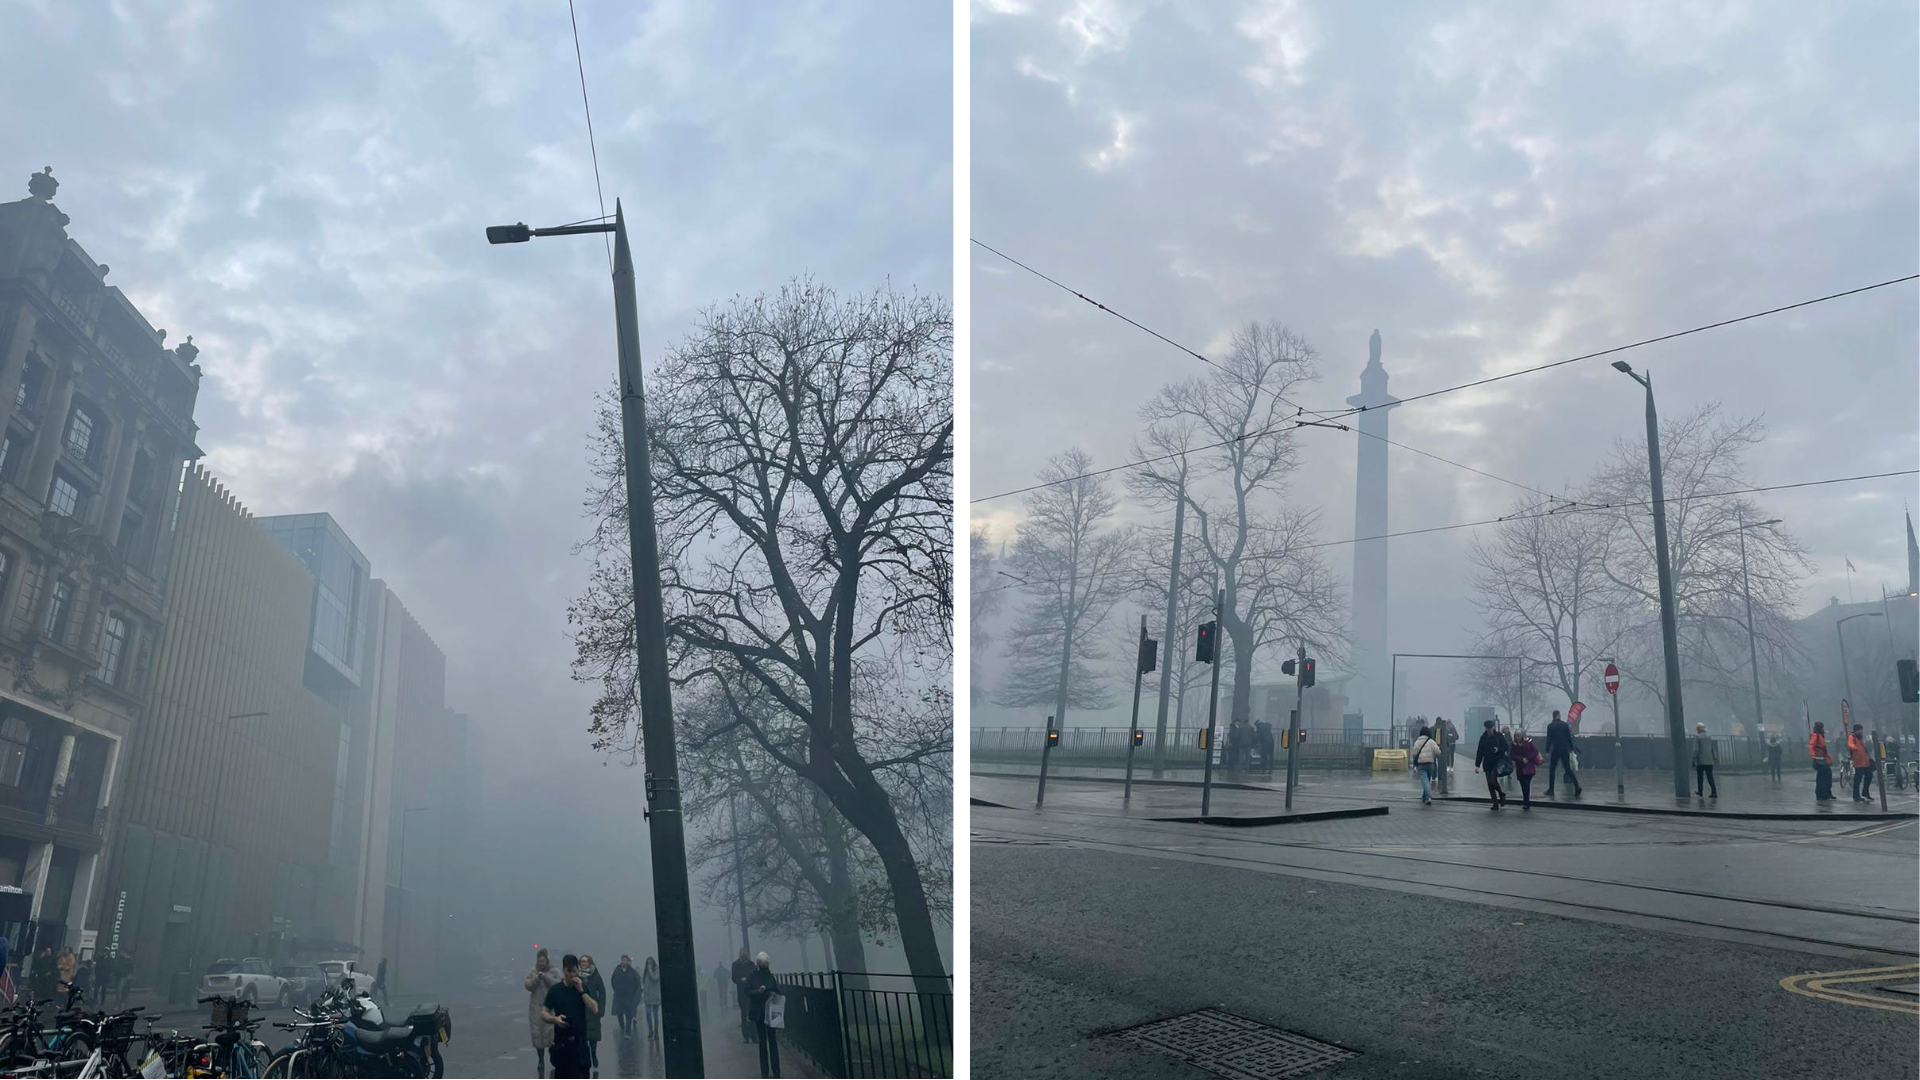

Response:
(1300, 658), (1316, 688)
(1196, 621), (1217, 663)
(1131, 729), (1144, 747)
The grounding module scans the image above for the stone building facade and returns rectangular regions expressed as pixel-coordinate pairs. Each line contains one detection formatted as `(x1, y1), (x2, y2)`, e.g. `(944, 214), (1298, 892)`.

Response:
(0, 168), (203, 962)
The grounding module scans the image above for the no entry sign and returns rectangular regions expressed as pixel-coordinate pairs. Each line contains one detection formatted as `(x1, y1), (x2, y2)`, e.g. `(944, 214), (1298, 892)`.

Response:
(1604, 663), (1620, 695)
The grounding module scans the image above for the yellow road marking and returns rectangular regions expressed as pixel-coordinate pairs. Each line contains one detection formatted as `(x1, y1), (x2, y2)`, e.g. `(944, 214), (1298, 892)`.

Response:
(1844, 820), (1917, 839)
(1780, 964), (1920, 1016)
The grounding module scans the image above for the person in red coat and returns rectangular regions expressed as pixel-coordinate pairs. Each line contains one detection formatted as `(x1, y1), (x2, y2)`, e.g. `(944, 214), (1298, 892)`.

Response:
(1510, 729), (1543, 811)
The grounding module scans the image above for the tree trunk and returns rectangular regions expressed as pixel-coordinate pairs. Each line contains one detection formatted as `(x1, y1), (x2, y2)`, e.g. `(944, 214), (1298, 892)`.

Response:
(857, 801), (948, 995)
(1224, 607), (1255, 724)
(816, 789), (870, 982)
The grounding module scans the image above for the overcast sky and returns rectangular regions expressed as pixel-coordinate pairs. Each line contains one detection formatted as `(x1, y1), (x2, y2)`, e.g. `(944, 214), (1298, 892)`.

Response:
(4, 0), (949, 969)
(971, 0), (1918, 727)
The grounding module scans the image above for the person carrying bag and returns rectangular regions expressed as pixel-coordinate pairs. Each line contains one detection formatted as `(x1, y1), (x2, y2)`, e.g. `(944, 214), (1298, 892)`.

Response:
(1409, 725), (1440, 805)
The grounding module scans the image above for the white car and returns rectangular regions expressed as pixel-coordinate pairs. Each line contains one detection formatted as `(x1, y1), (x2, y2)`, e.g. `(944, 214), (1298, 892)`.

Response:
(201, 957), (290, 1007)
(317, 959), (376, 996)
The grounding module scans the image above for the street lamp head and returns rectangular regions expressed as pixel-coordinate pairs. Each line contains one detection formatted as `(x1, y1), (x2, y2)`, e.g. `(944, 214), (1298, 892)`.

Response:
(485, 223), (533, 245)
(1610, 361), (1633, 374)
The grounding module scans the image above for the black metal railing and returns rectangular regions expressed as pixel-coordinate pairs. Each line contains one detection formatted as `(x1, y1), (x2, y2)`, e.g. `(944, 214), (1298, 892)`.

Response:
(780, 971), (952, 1078)
(970, 725), (1401, 772)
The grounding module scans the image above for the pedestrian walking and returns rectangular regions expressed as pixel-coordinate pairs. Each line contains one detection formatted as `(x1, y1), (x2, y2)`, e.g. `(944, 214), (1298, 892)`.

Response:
(56, 947), (74, 1002)
(1510, 729), (1542, 810)
(1410, 725), (1440, 805)
(1692, 724), (1719, 798)
(744, 952), (782, 1078)
(711, 961), (730, 1022)
(1766, 735), (1784, 782)
(93, 951), (114, 1009)
(641, 957), (661, 1041)
(28, 946), (53, 1005)
(1848, 724), (1875, 802)
(538, 953), (599, 1080)
(1809, 722), (1836, 801)
(1544, 709), (1581, 797)
(610, 955), (639, 1037)
(1439, 717), (1460, 791)
(1473, 719), (1511, 809)
(580, 954), (607, 1074)
(371, 956), (389, 1008)
(1254, 719), (1275, 774)
(732, 947), (757, 1044)
(526, 947), (564, 1078)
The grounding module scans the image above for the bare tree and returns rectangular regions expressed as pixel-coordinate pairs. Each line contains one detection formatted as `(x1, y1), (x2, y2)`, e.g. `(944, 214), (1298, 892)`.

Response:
(969, 526), (1001, 707)
(995, 449), (1135, 726)
(570, 279), (953, 984)
(1136, 321), (1344, 725)
(1584, 404), (1813, 726)
(1467, 493), (1613, 712)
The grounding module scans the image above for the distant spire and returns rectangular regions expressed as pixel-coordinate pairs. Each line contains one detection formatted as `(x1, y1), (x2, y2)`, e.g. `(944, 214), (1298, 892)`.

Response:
(1907, 510), (1917, 596)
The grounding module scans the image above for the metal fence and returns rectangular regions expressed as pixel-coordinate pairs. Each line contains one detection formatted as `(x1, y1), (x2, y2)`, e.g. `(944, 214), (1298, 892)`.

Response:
(974, 726), (1819, 777)
(970, 725), (1401, 772)
(780, 971), (953, 1078)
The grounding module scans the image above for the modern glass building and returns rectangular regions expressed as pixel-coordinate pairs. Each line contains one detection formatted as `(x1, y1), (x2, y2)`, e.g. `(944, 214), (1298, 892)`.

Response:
(258, 513), (370, 696)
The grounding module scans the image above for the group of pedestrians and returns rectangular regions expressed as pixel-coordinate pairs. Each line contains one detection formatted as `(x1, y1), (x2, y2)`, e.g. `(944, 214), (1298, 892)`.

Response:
(1223, 719), (1277, 773)
(1454, 709), (1584, 811)
(1807, 721), (1889, 803)
(525, 948), (661, 1078)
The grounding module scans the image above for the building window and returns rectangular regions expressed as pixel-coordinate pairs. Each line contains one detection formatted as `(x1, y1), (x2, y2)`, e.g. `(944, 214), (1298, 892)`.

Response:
(47, 475), (81, 518)
(97, 613), (129, 685)
(64, 406), (94, 462)
(0, 718), (28, 789)
(118, 512), (143, 564)
(42, 580), (71, 640)
(14, 363), (40, 414)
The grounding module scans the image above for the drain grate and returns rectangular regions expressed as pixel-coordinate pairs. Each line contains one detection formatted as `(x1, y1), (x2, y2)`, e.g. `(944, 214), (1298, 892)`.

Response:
(1105, 1008), (1357, 1080)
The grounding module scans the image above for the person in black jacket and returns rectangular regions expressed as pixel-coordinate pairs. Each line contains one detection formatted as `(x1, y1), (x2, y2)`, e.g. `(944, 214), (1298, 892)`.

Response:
(1473, 719), (1510, 809)
(1544, 710), (1581, 797)
(1254, 720), (1275, 774)
(731, 948), (757, 1045)
(744, 952), (782, 1078)
(610, 955), (639, 1036)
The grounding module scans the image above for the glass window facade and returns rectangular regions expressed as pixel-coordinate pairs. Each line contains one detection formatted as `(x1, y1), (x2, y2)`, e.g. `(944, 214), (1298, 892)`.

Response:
(42, 580), (71, 639)
(258, 514), (370, 689)
(64, 406), (93, 461)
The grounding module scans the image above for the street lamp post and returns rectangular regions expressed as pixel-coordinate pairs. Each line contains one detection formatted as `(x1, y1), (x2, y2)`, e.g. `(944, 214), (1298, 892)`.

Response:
(1737, 516), (1782, 740)
(488, 204), (703, 1075)
(190, 712), (270, 982)
(1613, 361), (1691, 799)
(1837, 611), (1883, 724)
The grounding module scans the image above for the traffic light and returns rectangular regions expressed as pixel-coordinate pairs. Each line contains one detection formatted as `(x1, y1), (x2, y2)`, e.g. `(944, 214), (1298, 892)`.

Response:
(1139, 637), (1159, 674)
(1045, 728), (1059, 748)
(1282, 659), (1296, 676)
(1196, 621), (1217, 663)
(1131, 729), (1144, 747)
(1198, 728), (1209, 750)
(1901, 658), (1919, 704)
(1280, 727), (1290, 749)
(1300, 658), (1316, 688)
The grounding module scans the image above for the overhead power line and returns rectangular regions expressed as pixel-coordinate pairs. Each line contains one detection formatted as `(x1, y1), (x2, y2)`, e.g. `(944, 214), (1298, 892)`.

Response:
(971, 240), (1916, 502)
(968, 468), (1919, 597)
(972, 239), (1563, 503)
(567, 0), (613, 269)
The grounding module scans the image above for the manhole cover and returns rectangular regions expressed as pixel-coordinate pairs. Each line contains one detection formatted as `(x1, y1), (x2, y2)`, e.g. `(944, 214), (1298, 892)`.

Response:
(1105, 1008), (1358, 1080)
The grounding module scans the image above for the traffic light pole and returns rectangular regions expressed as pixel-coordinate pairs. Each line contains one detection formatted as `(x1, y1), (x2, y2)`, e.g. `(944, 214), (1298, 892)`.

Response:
(1200, 590), (1224, 817)
(1124, 616), (1148, 802)
(1035, 716), (1055, 808)
(1286, 642), (1305, 810)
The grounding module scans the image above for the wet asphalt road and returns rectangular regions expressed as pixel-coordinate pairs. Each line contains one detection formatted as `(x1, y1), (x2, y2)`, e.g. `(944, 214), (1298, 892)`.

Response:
(972, 783), (1919, 1080)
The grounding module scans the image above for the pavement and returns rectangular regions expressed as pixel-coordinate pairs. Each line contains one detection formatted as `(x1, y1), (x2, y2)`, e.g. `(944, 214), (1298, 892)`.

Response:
(112, 987), (810, 1078)
(979, 756), (1920, 819)
(973, 776), (1920, 1079)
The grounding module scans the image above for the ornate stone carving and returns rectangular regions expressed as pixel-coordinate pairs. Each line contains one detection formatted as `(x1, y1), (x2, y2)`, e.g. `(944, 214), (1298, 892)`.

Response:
(27, 167), (57, 202)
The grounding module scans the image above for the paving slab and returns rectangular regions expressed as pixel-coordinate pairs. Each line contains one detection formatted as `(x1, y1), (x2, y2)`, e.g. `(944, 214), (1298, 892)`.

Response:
(970, 774), (1389, 826)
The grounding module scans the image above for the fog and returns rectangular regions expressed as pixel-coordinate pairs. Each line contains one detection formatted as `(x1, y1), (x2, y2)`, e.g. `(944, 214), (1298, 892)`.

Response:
(970, 1), (1918, 733)
(4, 0), (950, 992)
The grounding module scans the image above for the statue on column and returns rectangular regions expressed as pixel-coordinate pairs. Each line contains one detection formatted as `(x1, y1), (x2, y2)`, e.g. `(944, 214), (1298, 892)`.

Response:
(27, 167), (58, 202)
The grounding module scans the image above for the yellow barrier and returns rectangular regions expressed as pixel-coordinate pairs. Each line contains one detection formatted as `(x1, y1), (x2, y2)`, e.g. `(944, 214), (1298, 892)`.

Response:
(1371, 748), (1408, 772)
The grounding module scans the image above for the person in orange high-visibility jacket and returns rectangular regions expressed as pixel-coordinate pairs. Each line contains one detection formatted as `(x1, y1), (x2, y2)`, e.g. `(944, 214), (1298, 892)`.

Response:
(1808, 723), (1835, 802)
(1847, 724), (1875, 802)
